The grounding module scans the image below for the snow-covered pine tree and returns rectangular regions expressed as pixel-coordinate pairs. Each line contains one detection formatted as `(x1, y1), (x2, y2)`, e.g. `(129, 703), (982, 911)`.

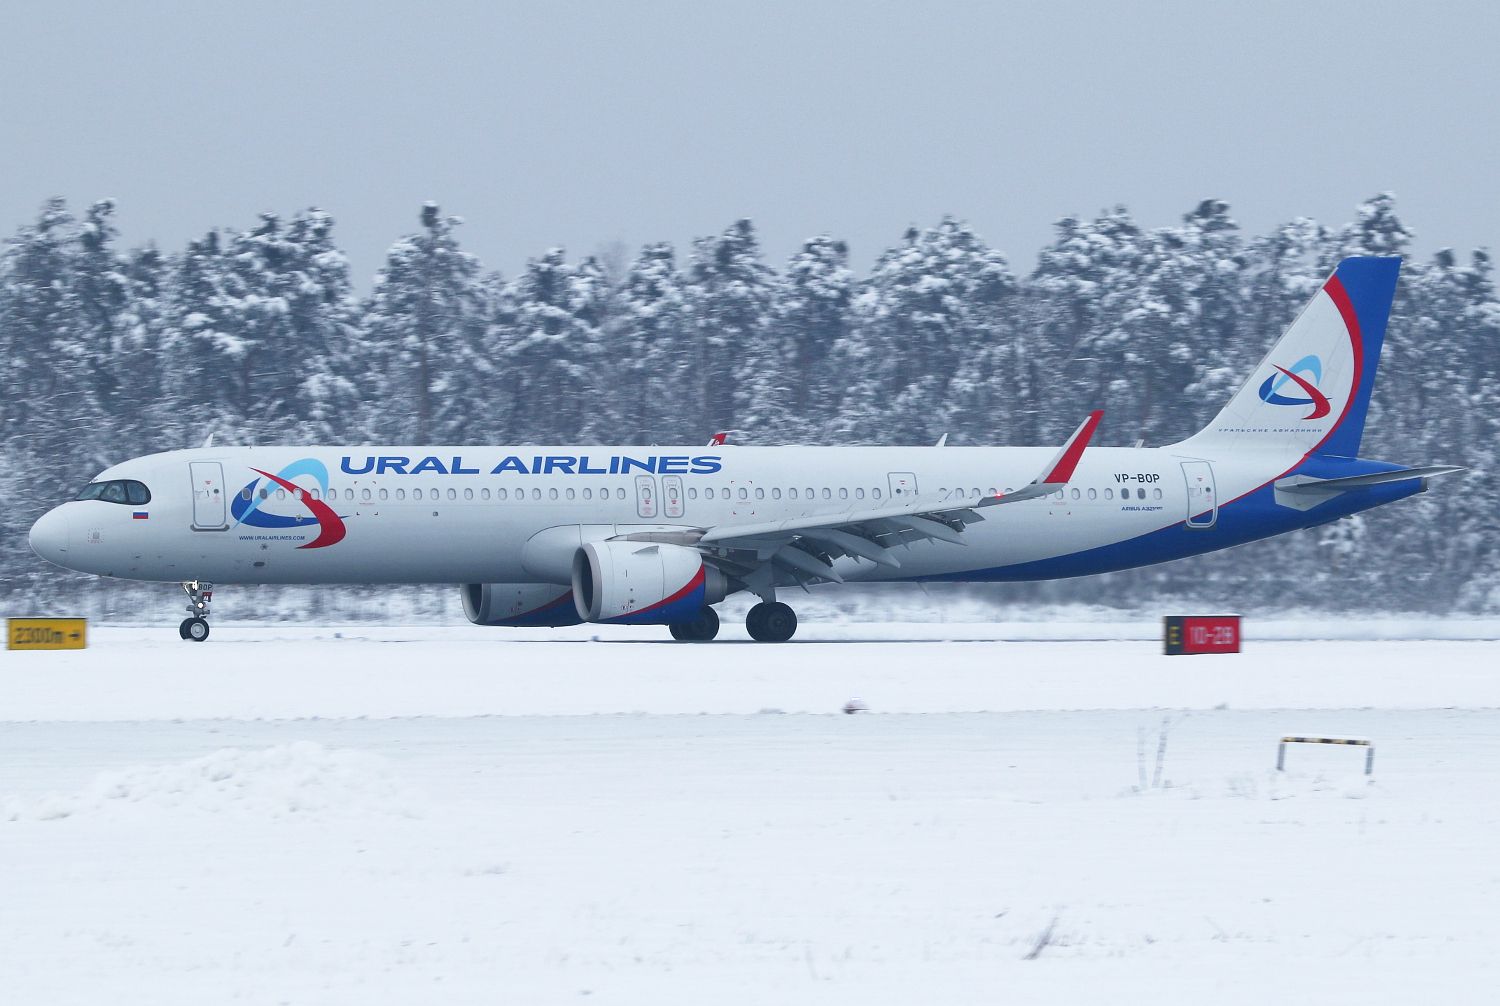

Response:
(684, 219), (775, 440)
(834, 217), (1014, 446)
(612, 242), (688, 441)
(269, 210), (362, 443)
(493, 248), (607, 443)
(776, 236), (854, 442)
(363, 204), (486, 443)
(162, 228), (245, 446)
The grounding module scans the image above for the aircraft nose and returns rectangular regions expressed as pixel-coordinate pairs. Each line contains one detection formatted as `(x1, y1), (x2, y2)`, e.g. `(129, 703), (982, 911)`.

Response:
(28, 507), (71, 564)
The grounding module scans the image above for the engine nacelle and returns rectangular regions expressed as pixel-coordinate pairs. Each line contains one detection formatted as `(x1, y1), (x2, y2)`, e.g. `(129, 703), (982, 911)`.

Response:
(571, 541), (727, 624)
(461, 582), (583, 627)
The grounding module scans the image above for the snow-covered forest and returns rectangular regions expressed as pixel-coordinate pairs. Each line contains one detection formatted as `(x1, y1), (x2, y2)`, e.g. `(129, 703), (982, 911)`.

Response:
(2, 194), (1495, 616)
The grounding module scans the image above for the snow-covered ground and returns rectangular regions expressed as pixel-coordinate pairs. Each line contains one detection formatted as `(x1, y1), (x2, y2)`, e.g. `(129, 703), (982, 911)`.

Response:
(3, 624), (1499, 1003)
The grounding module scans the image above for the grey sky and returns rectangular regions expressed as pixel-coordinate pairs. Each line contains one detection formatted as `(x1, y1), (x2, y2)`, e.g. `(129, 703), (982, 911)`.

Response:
(2, 1), (1495, 286)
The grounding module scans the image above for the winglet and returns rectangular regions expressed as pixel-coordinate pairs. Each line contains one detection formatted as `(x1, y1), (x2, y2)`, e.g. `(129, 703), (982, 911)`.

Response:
(1038, 410), (1104, 485)
(707, 430), (737, 447)
(984, 410), (1103, 506)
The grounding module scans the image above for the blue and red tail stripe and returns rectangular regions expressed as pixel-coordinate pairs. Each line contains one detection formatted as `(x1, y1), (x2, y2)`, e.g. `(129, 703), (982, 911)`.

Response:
(1317, 257), (1398, 460)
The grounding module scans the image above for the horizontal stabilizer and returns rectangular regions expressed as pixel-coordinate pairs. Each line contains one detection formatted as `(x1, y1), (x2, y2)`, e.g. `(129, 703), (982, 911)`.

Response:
(1274, 465), (1466, 510)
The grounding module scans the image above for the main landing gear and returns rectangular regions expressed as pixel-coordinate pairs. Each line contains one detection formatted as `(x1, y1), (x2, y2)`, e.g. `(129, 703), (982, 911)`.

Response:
(667, 600), (798, 642)
(745, 601), (797, 643)
(178, 580), (213, 642)
(669, 606), (720, 641)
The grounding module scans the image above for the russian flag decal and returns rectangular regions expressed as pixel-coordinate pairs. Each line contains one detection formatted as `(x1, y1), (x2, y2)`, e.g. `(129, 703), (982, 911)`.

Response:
(132, 512), (149, 520)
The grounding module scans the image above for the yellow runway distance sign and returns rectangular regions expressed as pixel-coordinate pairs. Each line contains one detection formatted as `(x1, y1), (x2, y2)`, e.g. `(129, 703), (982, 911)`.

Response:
(7, 618), (87, 650)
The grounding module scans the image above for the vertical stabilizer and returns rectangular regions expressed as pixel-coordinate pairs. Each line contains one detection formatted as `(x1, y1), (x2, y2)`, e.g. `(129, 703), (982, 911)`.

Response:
(1178, 256), (1401, 459)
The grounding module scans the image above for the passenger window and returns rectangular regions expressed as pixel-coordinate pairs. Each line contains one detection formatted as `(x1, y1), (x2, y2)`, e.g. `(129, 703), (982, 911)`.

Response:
(549, 488), (559, 500)
(855, 488), (865, 500)
(361, 488), (372, 502)
(396, 488), (405, 501)
(873, 488), (882, 500)
(1105, 488), (1113, 500)
(971, 487), (980, 498)
(822, 488), (831, 500)
(445, 488), (454, 501)
(481, 488), (490, 501)
(788, 488), (798, 500)
(379, 489), (389, 501)
(617, 487), (626, 500)
(755, 488), (764, 500)
(497, 488), (507, 500)
(985, 488), (995, 497)
(1071, 488), (1080, 500)
(259, 488), (270, 500)
(1153, 488), (1162, 500)
(806, 488), (814, 499)
(464, 488), (474, 501)
(276, 489), (286, 501)
(241, 487), (252, 501)
(585, 487), (594, 500)
(687, 488), (696, 500)
(345, 489), (354, 501)
(1137, 488), (1146, 499)
(1088, 488), (1097, 500)
(533, 488), (543, 501)
(771, 488), (781, 500)
(566, 488), (575, 500)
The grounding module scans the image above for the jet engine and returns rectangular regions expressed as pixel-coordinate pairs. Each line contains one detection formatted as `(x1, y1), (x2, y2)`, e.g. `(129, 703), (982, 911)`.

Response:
(461, 582), (582, 627)
(571, 541), (728, 624)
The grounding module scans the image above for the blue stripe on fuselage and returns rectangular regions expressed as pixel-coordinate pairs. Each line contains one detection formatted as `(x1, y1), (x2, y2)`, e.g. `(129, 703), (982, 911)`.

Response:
(917, 462), (1423, 583)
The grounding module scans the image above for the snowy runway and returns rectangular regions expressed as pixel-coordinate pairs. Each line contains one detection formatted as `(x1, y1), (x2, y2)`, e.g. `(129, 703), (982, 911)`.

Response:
(3, 626), (1499, 1002)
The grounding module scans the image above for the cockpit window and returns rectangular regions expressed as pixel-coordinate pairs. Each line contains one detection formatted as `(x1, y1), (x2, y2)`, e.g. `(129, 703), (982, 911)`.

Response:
(75, 479), (152, 506)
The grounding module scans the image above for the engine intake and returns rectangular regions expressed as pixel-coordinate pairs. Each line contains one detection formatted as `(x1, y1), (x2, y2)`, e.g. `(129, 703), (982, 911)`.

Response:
(572, 541), (726, 624)
(461, 582), (582, 627)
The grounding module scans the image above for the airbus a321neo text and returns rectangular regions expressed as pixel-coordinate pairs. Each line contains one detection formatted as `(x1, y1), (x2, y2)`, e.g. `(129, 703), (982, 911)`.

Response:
(29, 257), (1461, 642)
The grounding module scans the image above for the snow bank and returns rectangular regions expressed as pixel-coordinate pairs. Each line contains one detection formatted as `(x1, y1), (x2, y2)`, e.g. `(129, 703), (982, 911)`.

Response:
(3, 741), (416, 822)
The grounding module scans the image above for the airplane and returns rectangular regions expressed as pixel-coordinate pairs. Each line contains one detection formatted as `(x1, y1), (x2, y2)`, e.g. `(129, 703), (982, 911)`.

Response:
(28, 256), (1462, 643)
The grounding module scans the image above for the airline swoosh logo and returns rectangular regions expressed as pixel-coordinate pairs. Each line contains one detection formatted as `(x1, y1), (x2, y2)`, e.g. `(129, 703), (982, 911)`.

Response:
(1258, 355), (1332, 420)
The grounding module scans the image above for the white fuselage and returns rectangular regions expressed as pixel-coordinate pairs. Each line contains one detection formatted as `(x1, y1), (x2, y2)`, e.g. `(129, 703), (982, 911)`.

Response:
(30, 441), (1323, 586)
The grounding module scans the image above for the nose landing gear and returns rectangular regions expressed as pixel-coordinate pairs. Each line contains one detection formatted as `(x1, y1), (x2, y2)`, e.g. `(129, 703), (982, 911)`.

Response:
(178, 580), (214, 642)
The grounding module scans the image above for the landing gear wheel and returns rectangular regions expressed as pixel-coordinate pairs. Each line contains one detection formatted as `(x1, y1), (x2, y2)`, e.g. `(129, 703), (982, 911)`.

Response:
(746, 601), (797, 642)
(669, 606), (720, 641)
(178, 580), (215, 641)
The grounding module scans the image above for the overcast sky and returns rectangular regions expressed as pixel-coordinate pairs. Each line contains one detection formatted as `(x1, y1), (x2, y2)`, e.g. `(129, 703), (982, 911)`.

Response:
(2, 1), (1495, 286)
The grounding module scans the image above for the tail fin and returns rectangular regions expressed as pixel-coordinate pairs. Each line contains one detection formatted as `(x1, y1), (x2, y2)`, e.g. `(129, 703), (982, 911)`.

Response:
(1178, 256), (1401, 460)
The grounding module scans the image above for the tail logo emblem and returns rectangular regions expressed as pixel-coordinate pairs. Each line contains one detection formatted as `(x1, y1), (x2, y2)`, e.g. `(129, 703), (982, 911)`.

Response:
(230, 459), (347, 549)
(1258, 354), (1332, 420)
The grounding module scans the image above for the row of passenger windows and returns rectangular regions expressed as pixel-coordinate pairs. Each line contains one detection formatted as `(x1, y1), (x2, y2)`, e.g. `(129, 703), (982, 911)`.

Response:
(244, 484), (891, 504)
(245, 483), (1165, 505)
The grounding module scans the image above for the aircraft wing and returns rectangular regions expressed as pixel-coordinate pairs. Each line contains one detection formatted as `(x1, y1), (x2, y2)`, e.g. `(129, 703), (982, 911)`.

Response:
(648, 412), (1103, 591)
